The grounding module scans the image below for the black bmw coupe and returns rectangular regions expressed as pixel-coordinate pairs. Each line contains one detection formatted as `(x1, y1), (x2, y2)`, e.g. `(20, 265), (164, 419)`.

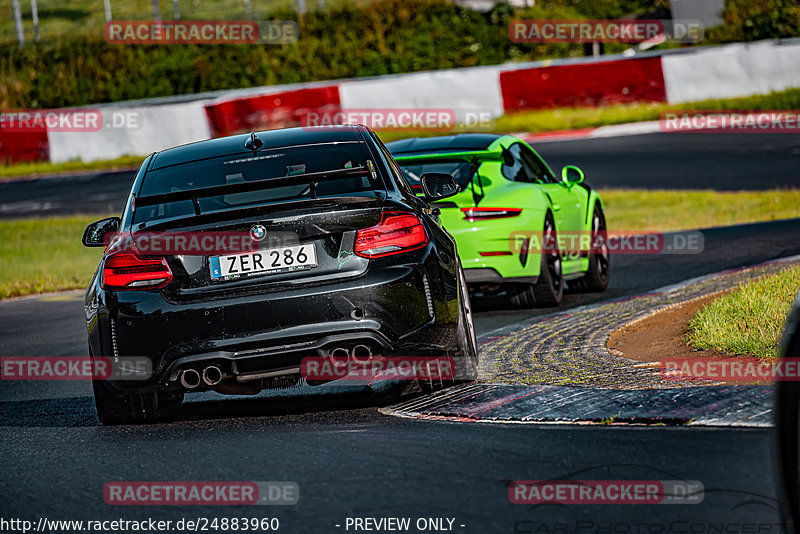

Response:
(82, 125), (478, 424)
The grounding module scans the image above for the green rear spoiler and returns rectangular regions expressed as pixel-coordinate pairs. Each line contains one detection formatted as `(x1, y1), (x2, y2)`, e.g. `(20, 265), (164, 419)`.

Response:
(392, 150), (503, 163)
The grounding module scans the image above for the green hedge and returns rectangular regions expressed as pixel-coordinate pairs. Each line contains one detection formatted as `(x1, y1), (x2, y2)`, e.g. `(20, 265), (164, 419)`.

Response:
(0, 0), (797, 109)
(0, 0), (551, 108)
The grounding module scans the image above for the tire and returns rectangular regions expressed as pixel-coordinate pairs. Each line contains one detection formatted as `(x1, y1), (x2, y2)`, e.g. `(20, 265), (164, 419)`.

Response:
(511, 212), (563, 308)
(454, 261), (479, 381)
(570, 203), (610, 293)
(776, 304), (800, 530)
(419, 262), (478, 393)
(776, 379), (800, 531)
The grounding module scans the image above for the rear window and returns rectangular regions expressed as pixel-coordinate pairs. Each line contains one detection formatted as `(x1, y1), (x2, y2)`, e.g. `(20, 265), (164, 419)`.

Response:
(397, 160), (475, 192)
(134, 141), (383, 224)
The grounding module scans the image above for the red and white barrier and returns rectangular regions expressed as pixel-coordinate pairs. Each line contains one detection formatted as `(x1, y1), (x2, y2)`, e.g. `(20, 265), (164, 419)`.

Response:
(0, 130), (49, 164)
(662, 40), (800, 104)
(500, 56), (666, 112)
(204, 85), (341, 137)
(339, 65), (505, 125)
(47, 101), (212, 164)
(4, 39), (799, 164)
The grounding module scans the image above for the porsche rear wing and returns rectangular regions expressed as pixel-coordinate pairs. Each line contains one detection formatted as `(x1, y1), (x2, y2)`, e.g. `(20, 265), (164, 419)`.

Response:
(391, 150), (503, 163)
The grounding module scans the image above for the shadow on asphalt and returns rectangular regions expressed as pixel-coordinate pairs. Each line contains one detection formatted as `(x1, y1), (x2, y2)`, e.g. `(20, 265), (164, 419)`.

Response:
(0, 389), (407, 428)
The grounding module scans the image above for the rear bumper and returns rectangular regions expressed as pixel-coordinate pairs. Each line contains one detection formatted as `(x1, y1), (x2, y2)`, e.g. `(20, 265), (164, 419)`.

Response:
(463, 267), (537, 285)
(439, 209), (545, 280)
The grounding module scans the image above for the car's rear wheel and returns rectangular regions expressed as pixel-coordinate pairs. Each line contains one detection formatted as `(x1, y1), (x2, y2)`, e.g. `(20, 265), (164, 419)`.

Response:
(419, 261), (478, 393)
(455, 260), (479, 380)
(776, 301), (800, 528)
(570, 203), (610, 293)
(511, 212), (563, 308)
(91, 348), (183, 425)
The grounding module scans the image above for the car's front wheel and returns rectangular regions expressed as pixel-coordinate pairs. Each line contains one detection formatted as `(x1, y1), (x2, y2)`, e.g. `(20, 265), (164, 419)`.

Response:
(570, 203), (610, 293)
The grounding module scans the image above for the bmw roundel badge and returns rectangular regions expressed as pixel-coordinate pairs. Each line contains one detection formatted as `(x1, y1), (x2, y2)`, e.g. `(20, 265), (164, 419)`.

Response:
(250, 224), (267, 242)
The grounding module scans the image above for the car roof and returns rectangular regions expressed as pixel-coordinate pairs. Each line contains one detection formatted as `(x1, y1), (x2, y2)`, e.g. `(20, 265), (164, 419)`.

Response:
(149, 125), (365, 171)
(385, 134), (503, 157)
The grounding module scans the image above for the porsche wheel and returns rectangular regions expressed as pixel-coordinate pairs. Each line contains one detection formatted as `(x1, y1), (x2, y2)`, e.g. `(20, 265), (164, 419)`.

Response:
(570, 203), (610, 293)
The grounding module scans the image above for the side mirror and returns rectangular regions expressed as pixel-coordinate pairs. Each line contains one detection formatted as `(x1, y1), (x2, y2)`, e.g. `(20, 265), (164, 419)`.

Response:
(562, 165), (585, 185)
(82, 217), (121, 247)
(420, 173), (459, 201)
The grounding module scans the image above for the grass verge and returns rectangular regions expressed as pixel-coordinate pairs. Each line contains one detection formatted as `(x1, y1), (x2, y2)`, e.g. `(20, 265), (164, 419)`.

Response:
(687, 266), (800, 358)
(600, 189), (800, 232)
(0, 156), (143, 181)
(2, 188), (799, 299)
(378, 87), (800, 143)
(3, 88), (800, 180)
(491, 87), (800, 135)
(0, 214), (107, 299)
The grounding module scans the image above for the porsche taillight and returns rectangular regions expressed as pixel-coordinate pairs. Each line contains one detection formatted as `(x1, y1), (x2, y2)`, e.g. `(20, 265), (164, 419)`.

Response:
(461, 207), (523, 221)
(354, 212), (429, 258)
(102, 252), (173, 290)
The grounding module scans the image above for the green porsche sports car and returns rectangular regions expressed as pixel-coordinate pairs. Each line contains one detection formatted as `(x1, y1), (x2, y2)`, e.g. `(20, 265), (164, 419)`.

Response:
(387, 134), (609, 307)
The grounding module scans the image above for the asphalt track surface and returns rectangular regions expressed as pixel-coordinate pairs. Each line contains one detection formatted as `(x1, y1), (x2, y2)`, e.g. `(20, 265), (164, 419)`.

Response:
(1, 132), (799, 530)
(1, 132), (798, 220)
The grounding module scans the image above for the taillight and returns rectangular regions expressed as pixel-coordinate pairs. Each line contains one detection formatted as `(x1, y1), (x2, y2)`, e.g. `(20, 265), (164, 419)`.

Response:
(462, 207), (522, 222)
(354, 212), (429, 258)
(102, 252), (173, 290)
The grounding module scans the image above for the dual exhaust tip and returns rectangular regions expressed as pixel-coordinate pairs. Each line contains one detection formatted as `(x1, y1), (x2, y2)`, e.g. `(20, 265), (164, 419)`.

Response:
(180, 365), (222, 389)
(180, 345), (373, 388)
(330, 344), (373, 367)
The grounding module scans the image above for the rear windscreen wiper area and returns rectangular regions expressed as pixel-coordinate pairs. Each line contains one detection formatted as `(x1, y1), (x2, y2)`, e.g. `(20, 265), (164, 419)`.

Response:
(135, 165), (373, 217)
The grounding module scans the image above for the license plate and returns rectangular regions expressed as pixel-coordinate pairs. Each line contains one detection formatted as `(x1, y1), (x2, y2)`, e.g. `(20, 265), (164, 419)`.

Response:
(209, 244), (317, 280)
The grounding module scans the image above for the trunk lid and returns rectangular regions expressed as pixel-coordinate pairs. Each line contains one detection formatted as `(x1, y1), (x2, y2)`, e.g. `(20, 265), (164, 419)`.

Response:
(142, 196), (383, 302)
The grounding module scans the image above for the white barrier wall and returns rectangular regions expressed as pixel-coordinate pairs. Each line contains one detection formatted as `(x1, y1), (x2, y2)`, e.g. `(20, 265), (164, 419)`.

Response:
(39, 39), (800, 164)
(339, 65), (505, 123)
(662, 41), (800, 104)
(48, 100), (213, 163)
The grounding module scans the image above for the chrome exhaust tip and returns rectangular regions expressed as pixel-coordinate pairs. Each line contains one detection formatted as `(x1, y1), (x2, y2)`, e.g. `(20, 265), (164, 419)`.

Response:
(202, 365), (223, 386)
(329, 347), (350, 367)
(180, 368), (201, 389)
(351, 344), (373, 363)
